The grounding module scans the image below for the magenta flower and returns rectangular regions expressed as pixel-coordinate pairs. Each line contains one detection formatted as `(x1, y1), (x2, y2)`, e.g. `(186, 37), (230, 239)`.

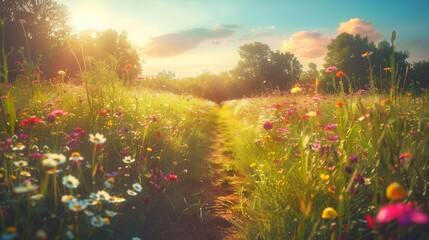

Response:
(46, 109), (67, 122)
(326, 66), (338, 73)
(277, 128), (289, 133)
(349, 154), (359, 164)
(326, 135), (339, 141)
(262, 121), (273, 130)
(376, 203), (429, 226)
(323, 124), (337, 131)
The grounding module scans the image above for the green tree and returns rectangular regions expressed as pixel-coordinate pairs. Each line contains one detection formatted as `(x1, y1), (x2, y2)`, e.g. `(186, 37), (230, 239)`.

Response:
(300, 62), (319, 84)
(67, 29), (142, 80)
(232, 42), (271, 92)
(410, 60), (429, 89)
(323, 33), (410, 92)
(0, 0), (71, 79)
(372, 40), (410, 89)
(323, 33), (376, 89)
(232, 42), (301, 94)
(268, 50), (302, 89)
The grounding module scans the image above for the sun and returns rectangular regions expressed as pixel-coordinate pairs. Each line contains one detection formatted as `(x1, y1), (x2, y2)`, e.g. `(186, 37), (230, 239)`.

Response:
(69, 6), (107, 32)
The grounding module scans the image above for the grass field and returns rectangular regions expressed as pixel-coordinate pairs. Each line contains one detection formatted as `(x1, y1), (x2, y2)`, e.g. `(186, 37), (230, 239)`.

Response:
(1, 63), (429, 239)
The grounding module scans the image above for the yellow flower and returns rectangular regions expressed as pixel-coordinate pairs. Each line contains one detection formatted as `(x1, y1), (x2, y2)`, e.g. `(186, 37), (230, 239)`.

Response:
(305, 111), (318, 117)
(58, 70), (66, 75)
(320, 173), (330, 180)
(20, 171), (31, 177)
(386, 182), (406, 201)
(106, 120), (113, 127)
(291, 86), (302, 93)
(250, 162), (256, 168)
(322, 207), (338, 219)
(147, 147), (152, 152)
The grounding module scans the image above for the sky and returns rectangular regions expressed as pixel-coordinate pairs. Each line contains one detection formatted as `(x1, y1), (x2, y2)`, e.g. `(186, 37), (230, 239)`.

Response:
(56, 0), (429, 78)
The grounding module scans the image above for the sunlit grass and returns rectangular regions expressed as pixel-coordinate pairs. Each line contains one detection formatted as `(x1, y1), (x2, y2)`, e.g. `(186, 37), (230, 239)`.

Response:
(219, 92), (429, 239)
(0, 63), (218, 239)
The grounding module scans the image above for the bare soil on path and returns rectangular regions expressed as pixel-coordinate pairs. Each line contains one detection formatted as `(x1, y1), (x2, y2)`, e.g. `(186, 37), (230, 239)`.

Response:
(148, 121), (245, 240)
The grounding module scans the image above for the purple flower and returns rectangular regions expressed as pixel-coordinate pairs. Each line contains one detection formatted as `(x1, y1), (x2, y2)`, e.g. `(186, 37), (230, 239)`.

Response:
(376, 203), (429, 226)
(29, 152), (45, 160)
(344, 165), (353, 174)
(263, 121), (273, 130)
(18, 134), (29, 142)
(326, 66), (338, 73)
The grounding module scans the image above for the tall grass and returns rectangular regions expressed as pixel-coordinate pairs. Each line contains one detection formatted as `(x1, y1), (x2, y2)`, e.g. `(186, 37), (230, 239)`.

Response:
(220, 92), (429, 239)
(0, 60), (218, 239)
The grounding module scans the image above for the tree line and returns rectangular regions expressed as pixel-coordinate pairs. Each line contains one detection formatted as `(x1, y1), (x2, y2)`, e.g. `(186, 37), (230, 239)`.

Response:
(1, 0), (141, 82)
(1, 0), (428, 103)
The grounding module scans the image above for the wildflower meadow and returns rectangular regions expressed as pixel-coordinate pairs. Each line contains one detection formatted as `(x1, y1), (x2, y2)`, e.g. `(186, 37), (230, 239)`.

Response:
(1, 3), (429, 239)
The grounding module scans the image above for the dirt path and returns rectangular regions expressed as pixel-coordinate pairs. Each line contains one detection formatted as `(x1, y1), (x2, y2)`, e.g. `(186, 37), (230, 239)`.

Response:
(149, 118), (245, 240)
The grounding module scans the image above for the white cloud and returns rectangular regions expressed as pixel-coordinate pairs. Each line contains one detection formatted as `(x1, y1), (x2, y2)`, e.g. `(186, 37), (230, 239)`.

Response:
(281, 31), (330, 59)
(337, 18), (383, 41)
(142, 25), (237, 57)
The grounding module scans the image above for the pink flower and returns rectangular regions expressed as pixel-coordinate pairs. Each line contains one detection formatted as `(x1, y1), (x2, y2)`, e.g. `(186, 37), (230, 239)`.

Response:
(262, 121), (273, 130)
(311, 142), (321, 151)
(326, 135), (339, 141)
(46, 109), (67, 122)
(277, 128), (289, 133)
(323, 124), (337, 131)
(349, 154), (359, 164)
(375, 203), (429, 226)
(326, 66), (338, 73)
(51, 109), (67, 117)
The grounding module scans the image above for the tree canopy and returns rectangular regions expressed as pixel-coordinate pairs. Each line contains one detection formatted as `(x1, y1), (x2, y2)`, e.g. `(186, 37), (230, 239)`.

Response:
(1, 0), (141, 81)
(1, 0), (71, 78)
(232, 42), (302, 94)
(322, 32), (410, 91)
(65, 29), (142, 80)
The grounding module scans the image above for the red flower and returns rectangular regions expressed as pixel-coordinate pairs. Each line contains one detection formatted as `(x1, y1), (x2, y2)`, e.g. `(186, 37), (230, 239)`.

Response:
(21, 117), (42, 127)
(336, 71), (346, 78)
(98, 109), (109, 116)
(165, 173), (178, 182)
(365, 214), (374, 229)
(399, 152), (411, 160)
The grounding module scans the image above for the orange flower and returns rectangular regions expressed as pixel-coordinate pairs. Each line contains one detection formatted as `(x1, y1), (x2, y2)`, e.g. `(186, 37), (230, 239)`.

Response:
(335, 71), (346, 78)
(362, 51), (373, 57)
(123, 64), (133, 72)
(386, 182), (406, 201)
(383, 67), (392, 71)
(336, 101), (345, 108)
